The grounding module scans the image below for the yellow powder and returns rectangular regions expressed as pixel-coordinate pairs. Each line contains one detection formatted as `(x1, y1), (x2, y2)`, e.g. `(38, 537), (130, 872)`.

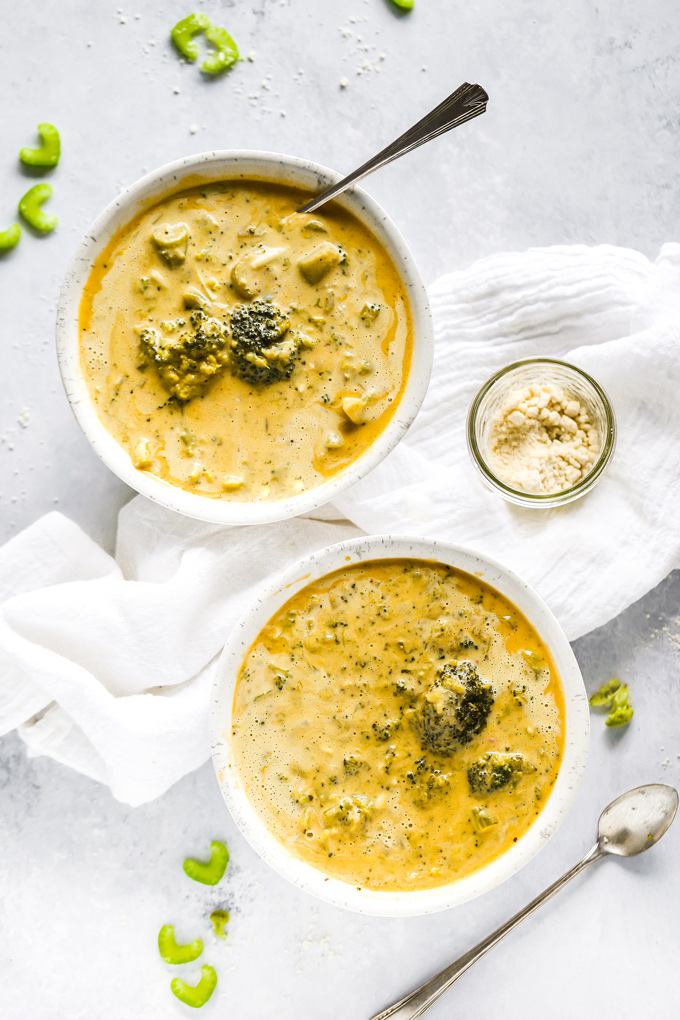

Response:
(485, 382), (601, 494)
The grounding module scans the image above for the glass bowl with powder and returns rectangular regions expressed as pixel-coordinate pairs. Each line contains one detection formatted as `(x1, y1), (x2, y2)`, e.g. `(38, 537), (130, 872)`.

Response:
(467, 358), (616, 507)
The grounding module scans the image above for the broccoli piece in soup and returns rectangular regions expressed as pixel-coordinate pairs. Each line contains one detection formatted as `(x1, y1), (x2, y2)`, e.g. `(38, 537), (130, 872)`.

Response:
(406, 759), (454, 807)
(343, 754), (369, 776)
(138, 310), (230, 401)
(229, 298), (304, 385)
(471, 806), (498, 832)
(151, 222), (189, 267)
(410, 660), (494, 756)
(372, 719), (400, 742)
(297, 242), (341, 284)
(322, 795), (374, 834)
(467, 752), (536, 795)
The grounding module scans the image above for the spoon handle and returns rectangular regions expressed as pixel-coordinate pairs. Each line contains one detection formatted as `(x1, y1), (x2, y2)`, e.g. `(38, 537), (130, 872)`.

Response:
(368, 843), (605, 1020)
(297, 82), (489, 215)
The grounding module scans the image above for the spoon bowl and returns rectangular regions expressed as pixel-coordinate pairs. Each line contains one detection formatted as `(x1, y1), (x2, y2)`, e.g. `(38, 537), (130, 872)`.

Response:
(597, 783), (679, 858)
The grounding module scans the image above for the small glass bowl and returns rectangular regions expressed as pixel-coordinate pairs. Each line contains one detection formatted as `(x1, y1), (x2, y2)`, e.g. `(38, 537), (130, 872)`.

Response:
(467, 358), (616, 508)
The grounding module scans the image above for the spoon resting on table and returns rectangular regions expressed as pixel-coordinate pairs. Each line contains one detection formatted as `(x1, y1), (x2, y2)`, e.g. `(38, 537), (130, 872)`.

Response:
(370, 783), (678, 1020)
(297, 81), (488, 215)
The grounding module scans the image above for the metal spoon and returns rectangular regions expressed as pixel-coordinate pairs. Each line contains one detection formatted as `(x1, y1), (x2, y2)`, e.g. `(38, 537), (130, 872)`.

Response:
(297, 82), (488, 215)
(370, 784), (678, 1020)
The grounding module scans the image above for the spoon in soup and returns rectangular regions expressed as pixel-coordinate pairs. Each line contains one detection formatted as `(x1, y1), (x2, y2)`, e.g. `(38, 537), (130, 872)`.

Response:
(297, 81), (488, 215)
(369, 783), (678, 1020)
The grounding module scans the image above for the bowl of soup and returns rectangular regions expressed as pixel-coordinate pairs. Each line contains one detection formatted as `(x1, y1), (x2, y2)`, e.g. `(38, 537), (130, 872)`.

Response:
(211, 535), (589, 915)
(56, 151), (433, 524)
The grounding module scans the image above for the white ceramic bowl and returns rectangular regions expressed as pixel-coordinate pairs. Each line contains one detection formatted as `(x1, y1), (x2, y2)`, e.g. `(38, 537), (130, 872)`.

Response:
(210, 535), (589, 916)
(55, 151), (434, 525)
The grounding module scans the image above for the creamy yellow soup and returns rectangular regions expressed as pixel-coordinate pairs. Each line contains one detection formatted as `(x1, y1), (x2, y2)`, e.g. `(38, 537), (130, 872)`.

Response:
(232, 559), (565, 892)
(79, 179), (412, 502)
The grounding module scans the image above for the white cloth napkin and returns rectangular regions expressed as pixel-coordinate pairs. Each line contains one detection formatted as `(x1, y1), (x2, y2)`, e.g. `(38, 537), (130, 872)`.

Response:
(336, 242), (680, 636)
(2, 243), (679, 805)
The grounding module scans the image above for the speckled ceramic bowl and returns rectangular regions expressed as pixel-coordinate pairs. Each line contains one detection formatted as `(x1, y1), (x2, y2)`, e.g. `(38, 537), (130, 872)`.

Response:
(55, 151), (433, 525)
(210, 535), (590, 916)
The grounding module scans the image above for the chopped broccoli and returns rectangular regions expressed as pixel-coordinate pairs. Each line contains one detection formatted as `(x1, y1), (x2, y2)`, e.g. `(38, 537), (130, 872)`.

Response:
(471, 806), (498, 832)
(297, 242), (340, 284)
(410, 660), (494, 756)
(467, 752), (536, 794)
(394, 677), (417, 699)
(151, 222), (189, 267)
(343, 754), (369, 776)
(360, 302), (381, 324)
(138, 310), (230, 400)
(383, 744), (397, 774)
(322, 794), (374, 833)
(458, 635), (479, 650)
(229, 298), (304, 385)
(405, 758), (453, 806)
(372, 719), (400, 742)
(511, 684), (528, 707)
(605, 684), (634, 727)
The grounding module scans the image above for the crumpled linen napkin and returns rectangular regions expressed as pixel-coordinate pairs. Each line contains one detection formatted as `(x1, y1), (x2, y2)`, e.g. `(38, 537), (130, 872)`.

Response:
(1, 243), (678, 805)
(0, 506), (359, 804)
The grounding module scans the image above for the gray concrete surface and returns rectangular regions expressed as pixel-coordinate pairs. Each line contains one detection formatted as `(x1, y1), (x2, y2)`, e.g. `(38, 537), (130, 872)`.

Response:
(1, 1), (678, 1017)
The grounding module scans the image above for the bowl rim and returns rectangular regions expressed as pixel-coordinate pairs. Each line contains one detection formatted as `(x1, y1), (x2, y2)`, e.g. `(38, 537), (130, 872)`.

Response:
(55, 149), (434, 526)
(210, 534), (590, 916)
(466, 356), (617, 508)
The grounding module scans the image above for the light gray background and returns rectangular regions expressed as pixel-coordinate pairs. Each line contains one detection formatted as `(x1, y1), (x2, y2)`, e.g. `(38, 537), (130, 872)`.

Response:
(1, 1), (679, 1017)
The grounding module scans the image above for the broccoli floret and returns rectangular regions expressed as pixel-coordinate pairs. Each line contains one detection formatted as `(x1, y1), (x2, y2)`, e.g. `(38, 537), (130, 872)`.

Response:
(138, 310), (230, 401)
(372, 719), (400, 742)
(394, 677), (417, 700)
(229, 298), (303, 385)
(410, 661), (494, 756)
(405, 758), (454, 806)
(467, 752), (536, 794)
